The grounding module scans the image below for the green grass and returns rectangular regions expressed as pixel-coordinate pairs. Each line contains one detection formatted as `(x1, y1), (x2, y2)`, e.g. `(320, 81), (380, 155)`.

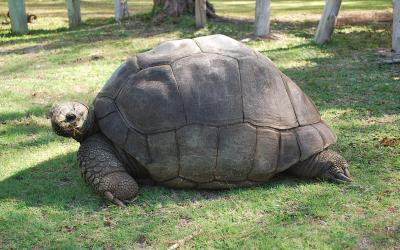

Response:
(0, 0), (399, 249)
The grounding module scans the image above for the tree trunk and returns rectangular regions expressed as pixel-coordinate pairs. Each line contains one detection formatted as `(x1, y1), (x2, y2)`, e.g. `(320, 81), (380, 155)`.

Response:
(153, 0), (216, 19)
(8, 0), (28, 34)
(255, 0), (271, 37)
(315, 0), (342, 45)
(66, 0), (81, 28)
(115, 0), (129, 22)
(393, 0), (400, 53)
(195, 0), (206, 28)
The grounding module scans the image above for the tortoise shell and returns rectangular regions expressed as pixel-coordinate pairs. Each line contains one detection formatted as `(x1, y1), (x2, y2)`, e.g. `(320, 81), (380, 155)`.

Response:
(94, 34), (336, 188)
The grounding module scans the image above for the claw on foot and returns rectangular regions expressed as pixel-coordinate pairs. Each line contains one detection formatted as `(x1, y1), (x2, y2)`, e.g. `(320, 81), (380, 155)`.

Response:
(326, 164), (352, 183)
(316, 150), (353, 183)
(104, 191), (127, 208)
(331, 172), (352, 183)
(344, 168), (351, 178)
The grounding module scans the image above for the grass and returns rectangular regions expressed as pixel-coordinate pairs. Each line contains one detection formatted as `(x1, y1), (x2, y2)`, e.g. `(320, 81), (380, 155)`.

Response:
(0, 0), (399, 249)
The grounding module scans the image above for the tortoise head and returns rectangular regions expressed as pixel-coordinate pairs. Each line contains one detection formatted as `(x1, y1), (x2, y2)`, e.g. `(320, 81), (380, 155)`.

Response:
(50, 102), (96, 142)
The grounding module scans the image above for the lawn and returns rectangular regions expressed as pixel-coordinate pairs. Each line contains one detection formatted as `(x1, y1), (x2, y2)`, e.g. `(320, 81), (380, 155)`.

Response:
(0, 0), (399, 249)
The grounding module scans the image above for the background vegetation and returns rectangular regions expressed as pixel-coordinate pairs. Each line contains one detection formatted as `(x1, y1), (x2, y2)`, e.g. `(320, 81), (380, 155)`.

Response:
(0, 0), (399, 248)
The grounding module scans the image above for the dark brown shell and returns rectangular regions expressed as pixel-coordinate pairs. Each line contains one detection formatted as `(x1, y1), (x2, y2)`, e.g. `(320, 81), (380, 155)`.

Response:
(94, 34), (336, 187)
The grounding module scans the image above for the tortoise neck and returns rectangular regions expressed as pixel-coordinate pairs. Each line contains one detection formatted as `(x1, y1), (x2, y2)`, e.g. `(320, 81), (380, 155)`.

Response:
(75, 108), (98, 142)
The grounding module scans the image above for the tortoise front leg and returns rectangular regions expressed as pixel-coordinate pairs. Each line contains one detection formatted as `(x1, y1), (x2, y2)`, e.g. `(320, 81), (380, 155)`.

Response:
(288, 149), (352, 183)
(78, 134), (139, 207)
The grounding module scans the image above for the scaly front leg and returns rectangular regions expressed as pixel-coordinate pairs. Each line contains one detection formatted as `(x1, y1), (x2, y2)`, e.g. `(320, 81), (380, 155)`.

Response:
(78, 134), (139, 206)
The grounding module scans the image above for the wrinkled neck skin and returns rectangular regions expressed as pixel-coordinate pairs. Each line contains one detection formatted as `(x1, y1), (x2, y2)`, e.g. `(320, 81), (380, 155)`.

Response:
(75, 108), (98, 142)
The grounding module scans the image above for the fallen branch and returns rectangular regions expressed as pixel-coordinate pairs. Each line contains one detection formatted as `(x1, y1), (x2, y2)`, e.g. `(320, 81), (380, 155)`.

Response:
(167, 229), (201, 250)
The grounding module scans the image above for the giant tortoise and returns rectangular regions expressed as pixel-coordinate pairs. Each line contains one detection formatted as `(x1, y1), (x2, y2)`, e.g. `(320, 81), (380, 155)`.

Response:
(50, 34), (351, 206)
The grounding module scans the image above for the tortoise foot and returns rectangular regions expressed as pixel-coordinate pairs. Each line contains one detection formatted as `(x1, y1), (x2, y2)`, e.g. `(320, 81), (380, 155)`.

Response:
(100, 172), (139, 207)
(78, 134), (139, 207)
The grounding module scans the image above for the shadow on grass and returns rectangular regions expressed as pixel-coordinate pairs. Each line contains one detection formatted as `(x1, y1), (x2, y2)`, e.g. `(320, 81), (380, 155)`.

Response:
(0, 148), (303, 210)
(2, 15), (254, 55)
(0, 106), (48, 123)
(1, 9), (393, 52)
(0, 15), (167, 55)
(0, 122), (64, 150)
(0, 18), (123, 53)
(251, 21), (399, 117)
(0, 120), (395, 211)
(0, 152), (99, 209)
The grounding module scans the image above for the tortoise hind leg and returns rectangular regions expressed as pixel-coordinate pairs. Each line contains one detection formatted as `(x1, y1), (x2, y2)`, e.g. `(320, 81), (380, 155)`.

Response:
(287, 149), (352, 183)
(78, 134), (139, 207)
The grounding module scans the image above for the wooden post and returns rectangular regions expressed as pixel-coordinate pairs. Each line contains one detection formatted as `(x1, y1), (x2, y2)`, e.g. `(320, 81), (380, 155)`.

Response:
(66, 0), (81, 28)
(7, 0), (28, 34)
(393, 0), (400, 52)
(114, 0), (129, 22)
(315, 0), (342, 45)
(195, 0), (207, 28)
(255, 0), (271, 37)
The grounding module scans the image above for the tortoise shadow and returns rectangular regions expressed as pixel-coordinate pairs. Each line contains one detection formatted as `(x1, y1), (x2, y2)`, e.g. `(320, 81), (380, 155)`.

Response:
(0, 150), (305, 210)
(0, 152), (100, 210)
(138, 174), (303, 207)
